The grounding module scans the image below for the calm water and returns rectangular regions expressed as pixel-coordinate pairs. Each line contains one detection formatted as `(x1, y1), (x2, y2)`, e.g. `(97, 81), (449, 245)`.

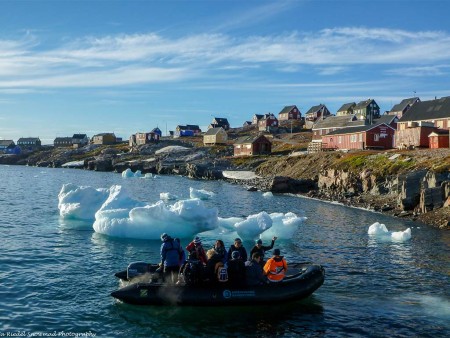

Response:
(0, 165), (449, 337)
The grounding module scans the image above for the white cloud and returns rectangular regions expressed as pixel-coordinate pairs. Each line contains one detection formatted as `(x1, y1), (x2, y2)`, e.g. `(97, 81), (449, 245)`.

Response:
(1, 27), (450, 89)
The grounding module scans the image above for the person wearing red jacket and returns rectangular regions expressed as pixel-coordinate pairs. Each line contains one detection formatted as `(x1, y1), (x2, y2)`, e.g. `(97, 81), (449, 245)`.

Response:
(186, 236), (207, 265)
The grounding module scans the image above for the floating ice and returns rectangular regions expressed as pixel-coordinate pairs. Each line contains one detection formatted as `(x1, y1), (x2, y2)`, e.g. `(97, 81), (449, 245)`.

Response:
(144, 173), (157, 179)
(160, 192), (178, 201)
(263, 192), (273, 198)
(93, 185), (218, 239)
(57, 183), (305, 241)
(58, 183), (109, 220)
(259, 212), (306, 240)
(234, 212), (273, 240)
(121, 168), (143, 178)
(368, 222), (411, 241)
(189, 187), (215, 200)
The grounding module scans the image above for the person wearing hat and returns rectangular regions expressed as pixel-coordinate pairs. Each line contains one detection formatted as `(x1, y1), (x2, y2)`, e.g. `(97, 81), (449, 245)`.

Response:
(186, 236), (207, 265)
(227, 250), (246, 287)
(158, 233), (183, 283)
(250, 236), (277, 265)
(263, 248), (288, 282)
(226, 238), (248, 262)
(245, 252), (267, 286)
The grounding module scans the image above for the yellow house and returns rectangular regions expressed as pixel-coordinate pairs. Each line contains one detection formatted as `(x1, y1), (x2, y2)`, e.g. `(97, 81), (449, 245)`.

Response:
(203, 127), (228, 145)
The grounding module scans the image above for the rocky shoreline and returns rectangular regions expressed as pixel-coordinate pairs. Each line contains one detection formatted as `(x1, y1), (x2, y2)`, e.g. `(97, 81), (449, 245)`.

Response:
(1, 141), (448, 229)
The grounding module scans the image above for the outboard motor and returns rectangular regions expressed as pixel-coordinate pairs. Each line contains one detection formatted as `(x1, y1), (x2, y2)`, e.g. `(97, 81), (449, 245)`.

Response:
(127, 261), (150, 280)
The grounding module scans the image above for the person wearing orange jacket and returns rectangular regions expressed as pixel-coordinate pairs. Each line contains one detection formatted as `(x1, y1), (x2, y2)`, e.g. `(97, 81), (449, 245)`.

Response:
(263, 248), (288, 282)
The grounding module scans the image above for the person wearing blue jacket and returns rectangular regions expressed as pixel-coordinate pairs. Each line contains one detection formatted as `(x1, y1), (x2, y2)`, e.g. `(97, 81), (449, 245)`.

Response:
(158, 233), (183, 283)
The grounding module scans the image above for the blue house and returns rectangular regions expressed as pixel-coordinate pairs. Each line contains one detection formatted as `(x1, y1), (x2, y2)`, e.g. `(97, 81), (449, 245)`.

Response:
(151, 127), (163, 137)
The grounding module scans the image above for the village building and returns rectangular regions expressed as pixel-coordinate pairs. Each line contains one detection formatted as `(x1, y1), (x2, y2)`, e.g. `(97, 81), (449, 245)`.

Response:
(336, 102), (356, 116)
(353, 99), (381, 123)
(322, 123), (395, 151)
(311, 115), (364, 141)
(428, 129), (449, 149)
(304, 104), (331, 129)
(396, 96), (450, 148)
(0, 140), (17, 154)
(252, 114), (264, 125)
(258, 113), (278, 132)
(151, 127), (162, 137)
(17, 137), (41, 150)
(54, 137), (73, 148)
(203, 127), (228, 145)
(243, 121), (252, 128)
(208, 117), (230, 130)
(174, 125), (201, 137)
(91, 133), (116, 145)
(278, 105), (301, 121)
(233, 134), (271, 157)
(72, 134), (89, 148)
(387, 97), (420, 119)
(129, 131), (160, 147)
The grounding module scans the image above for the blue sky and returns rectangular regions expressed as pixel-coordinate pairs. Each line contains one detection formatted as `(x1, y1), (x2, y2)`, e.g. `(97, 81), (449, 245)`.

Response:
(1, 0), (450, 144)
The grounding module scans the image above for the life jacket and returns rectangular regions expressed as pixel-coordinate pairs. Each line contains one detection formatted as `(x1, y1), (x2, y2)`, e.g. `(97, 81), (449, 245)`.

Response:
(263, 256), (287, 282)
(215, 262), (228, 282)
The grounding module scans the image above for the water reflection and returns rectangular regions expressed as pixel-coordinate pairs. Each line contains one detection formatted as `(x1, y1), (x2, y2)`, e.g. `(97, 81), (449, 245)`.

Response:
(111, 296), (324, 337)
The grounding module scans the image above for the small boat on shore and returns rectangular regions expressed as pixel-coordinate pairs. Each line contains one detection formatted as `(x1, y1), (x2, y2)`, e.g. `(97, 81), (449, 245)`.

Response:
(111, 263), (325, 306)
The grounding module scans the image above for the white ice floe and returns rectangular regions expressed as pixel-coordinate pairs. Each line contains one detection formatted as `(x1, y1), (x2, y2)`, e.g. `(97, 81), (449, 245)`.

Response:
(121, 168), (143, 178)
(160, 192), (178, 201)
(144, 173), (156, 179)
(58, 183), (305, 241)
(189, 187), (215, 200)
(222, 171), (259, 180)
(61, 160), (85, 168)
(368, 222), (411, 241)
(58, 183), (109, 220)
(93, 185), (218, 239)
(263, 192), (273, 198)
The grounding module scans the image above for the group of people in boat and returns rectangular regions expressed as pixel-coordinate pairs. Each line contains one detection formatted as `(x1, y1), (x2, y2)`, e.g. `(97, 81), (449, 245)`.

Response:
(156, 233), (288, 286)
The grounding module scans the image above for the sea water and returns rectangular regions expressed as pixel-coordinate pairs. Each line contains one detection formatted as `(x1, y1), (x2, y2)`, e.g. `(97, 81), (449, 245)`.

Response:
(0, 165), (449, 337)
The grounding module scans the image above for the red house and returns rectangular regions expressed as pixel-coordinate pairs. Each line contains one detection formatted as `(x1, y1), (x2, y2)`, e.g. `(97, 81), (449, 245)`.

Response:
(278, 105), (301, 121)
(322, 123), (395, 150)
(233, 135), (272, 156)
(428, 130), (449, 149)
(258, 113), (278, 132)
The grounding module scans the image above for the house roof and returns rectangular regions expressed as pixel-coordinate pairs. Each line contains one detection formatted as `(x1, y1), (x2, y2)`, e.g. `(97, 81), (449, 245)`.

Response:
(253, 114), (264, 119)
(313, 115), (357, 129)
(399, 96), (450, 122)
(72, 134), (87, 139)
(428, 129), (449, 136)
(326, 123), (394, 136)
(54, 137), (72, 142)
(18, 137), (40, 142)
(0, 140), (14, 146)
(278, 105), (297, 115)
(204, 127), (225, 136)
(234, 134), (270, 145)
(372, 115), (398, 125)
(212, 117), (229, 124)
(337, 102), (356, 113)
(177, 125), (200, 130)
(389, 97), (419, 113)
(354, 99), (376, 110)
(93, 133), (115, 138)
(305, 104), (325, 116)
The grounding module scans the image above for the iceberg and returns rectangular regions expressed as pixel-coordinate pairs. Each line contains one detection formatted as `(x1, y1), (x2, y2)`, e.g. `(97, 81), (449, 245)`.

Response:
(262, 192), (273, 198)
(160, 192), (178, 201)
(58, 183), (109, 220)
(189, 187), (215, 200)
(368, 222), (411, 242)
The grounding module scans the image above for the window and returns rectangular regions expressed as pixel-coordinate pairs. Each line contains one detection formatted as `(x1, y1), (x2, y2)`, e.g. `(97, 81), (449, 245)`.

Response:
(350, 135), (356, 142)
(359, 134), (362, 142)
(338, 136), (342, 143)
(374, 134), (380, 142)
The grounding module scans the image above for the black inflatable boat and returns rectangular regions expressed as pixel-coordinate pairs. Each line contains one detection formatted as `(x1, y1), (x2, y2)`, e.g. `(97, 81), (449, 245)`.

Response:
(111, 263), (325, 306)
